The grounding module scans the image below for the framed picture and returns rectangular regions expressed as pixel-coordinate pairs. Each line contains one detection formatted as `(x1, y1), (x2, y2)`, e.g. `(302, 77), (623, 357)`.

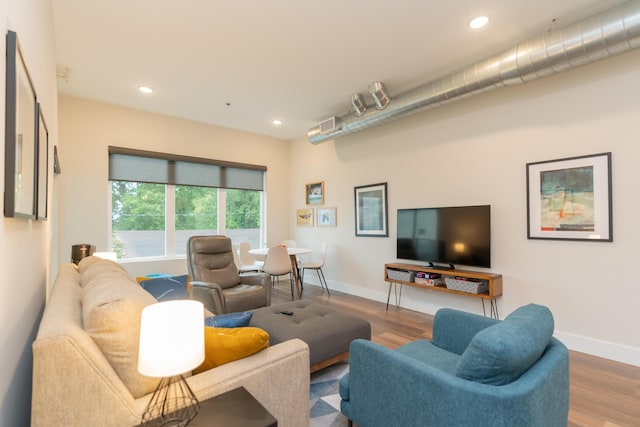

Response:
(4, 30), (37, 219)
(296, 208), (314, 226)
(354, 182), (388, 237)
(36, 103), (49, 220)
(317, 207), (337, 227)
(526, 152), (612, 241)
(305, 181), (324, 205)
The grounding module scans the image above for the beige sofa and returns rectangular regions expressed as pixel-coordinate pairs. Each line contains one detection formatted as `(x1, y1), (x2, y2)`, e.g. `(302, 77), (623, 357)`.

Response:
(31, 257), (310, 426)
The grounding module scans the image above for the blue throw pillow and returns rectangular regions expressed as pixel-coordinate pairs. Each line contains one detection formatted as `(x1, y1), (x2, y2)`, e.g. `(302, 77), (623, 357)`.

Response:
(456, 304), (554, 385)
(138, 274), (190, 301)
(205, 311), (254, 328)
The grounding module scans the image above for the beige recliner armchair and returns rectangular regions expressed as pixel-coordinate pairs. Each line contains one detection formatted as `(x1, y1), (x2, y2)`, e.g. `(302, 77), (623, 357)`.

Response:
(187, 235), (271, 314)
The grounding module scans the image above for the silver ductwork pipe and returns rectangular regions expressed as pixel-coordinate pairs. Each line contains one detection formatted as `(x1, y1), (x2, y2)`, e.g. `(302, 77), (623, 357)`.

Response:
(308, 0), (640, 144)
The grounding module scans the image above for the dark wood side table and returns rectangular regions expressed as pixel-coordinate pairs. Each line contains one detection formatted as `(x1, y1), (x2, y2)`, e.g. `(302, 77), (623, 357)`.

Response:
(138, 387), (277, 427)
(189, 387), (277, 427)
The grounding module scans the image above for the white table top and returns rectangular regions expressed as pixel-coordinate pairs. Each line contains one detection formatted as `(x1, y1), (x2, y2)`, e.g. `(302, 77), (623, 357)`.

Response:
(248, 247), (311, 256)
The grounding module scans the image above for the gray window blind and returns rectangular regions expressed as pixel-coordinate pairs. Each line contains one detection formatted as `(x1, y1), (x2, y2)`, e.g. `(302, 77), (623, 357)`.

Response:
(108, 146), (266, 191)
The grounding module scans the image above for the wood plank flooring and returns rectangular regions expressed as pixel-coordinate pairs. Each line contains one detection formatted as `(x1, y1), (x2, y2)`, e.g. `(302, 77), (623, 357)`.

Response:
(271, 281), (640, 427)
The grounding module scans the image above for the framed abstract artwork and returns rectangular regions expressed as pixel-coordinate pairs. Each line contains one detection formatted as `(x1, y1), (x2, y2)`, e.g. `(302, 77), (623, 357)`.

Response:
(354, 182), (388, 237)
(526, 152), (612, 241)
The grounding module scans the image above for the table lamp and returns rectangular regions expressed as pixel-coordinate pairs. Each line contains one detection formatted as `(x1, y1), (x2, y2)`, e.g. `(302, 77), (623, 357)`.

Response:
(138, 300), (205, 426)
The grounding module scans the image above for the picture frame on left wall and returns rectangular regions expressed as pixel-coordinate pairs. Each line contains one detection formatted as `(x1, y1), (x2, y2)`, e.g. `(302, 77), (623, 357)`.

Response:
(36, 103), (49, 220)
(4, 30), (37, 219)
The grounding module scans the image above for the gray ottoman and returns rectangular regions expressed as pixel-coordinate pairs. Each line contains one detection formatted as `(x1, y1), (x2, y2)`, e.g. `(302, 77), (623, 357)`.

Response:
(251, 300), (371, 372)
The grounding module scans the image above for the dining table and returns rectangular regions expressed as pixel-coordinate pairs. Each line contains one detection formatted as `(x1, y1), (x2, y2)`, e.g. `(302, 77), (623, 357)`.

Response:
(249, 246), (312, 298)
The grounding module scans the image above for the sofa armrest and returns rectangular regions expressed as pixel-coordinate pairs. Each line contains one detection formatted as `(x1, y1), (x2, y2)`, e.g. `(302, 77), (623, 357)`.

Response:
(239, 272), (271, 307)
(191, 281), (226, 314)
(431, 308), (499, 355)
(187, 338), (310, 427)
(239, 272), (270, 288)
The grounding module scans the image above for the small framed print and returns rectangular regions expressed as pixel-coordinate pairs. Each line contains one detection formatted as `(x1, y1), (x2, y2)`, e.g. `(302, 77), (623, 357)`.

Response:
(526, 152), (612, 241)
(305, 181), (324, 205)
(317, 207), (337, 227)
(296, 208), (314, 227)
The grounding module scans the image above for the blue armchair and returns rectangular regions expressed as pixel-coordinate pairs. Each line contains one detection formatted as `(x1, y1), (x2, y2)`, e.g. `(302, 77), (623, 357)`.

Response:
(340, 304), (569, 427)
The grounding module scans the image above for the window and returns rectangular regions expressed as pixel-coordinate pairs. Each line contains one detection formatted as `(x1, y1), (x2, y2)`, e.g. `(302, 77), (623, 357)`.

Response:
(109, 147), (265, 260)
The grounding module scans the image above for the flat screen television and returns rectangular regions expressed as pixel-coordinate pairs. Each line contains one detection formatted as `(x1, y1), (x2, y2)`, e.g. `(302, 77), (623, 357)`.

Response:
(397, 205), (491, 268)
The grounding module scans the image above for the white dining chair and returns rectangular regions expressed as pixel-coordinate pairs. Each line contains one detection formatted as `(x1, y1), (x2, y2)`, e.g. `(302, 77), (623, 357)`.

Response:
(299, 242), (330, 295)
(281, 240), (297, 248)
(232, 243), (262, 273)
(238, 241), (264, 271)
(262, 246), (295, 300)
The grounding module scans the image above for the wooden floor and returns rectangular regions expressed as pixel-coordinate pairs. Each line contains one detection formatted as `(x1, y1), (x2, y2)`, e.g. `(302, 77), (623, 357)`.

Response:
(271, 281), (640, 427)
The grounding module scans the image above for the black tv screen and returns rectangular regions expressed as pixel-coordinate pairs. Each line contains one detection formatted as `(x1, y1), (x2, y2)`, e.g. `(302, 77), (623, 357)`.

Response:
(397, 205), (491, 268)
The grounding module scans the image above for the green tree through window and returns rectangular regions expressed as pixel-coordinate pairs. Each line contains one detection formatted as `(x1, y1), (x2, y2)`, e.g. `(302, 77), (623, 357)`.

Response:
(111, 181), (262, 259)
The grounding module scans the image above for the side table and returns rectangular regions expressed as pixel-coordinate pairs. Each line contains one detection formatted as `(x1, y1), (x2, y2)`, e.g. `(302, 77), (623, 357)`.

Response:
(139, 386), (277, 427)
(189, 387), (277, 427)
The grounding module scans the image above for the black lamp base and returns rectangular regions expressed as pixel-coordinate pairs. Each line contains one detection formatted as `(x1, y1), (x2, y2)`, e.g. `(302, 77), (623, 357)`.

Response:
(140, 375), (199, 427)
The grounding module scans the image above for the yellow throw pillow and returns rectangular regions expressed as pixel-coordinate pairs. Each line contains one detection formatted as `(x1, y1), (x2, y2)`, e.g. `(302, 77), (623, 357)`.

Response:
(194, 327), (269, 374)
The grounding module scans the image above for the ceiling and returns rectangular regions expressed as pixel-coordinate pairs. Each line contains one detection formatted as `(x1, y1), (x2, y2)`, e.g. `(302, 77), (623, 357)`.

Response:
(52, 0), (622, 141)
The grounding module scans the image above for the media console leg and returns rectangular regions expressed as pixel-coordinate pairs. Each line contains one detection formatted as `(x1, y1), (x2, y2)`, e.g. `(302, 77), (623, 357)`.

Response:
(385, 283), (403, 310)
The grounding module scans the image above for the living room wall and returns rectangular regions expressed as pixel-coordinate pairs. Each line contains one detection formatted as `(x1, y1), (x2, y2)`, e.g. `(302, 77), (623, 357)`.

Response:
(57, 96), (291, 278)
(289, 48), (640, 366)
(0, 0), (58, 425)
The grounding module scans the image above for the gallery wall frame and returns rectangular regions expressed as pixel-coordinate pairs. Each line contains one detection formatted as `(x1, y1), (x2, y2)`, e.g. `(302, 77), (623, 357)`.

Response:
(4, 30), (37, 219)
(316, 207), (337, 227)
(526, 152), (612, 241)
(305, 181), (324, 205)
(354, 182), (388, 237)
(296, 208), (314, 227)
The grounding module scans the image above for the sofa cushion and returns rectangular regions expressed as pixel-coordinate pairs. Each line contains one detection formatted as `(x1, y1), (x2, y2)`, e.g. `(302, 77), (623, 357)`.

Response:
(456, 304), (554, 385)
(137, 274), (190, 301)
(205, 311), (253, 328)
(79, 257), (128, 288)
(193, 327), (269, 374)
(82, 264), (160, 398)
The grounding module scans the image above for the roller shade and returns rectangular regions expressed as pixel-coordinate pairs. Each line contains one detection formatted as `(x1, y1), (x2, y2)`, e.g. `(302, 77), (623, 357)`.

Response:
(108, 146), (266, 191)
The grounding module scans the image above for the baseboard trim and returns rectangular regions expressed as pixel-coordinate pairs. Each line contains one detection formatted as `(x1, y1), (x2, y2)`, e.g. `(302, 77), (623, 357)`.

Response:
(554, 331), (640, 367)
(308, 279), (640, 368)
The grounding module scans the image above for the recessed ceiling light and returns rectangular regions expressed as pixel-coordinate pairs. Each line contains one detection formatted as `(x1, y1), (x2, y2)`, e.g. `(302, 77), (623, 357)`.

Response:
(272, 119), (283, 126)
(469, 16), (489, 29)
(138, 85), (153, 94)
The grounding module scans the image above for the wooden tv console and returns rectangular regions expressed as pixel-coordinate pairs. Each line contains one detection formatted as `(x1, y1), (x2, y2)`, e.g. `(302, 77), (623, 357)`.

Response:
(384, 263), (503, 319)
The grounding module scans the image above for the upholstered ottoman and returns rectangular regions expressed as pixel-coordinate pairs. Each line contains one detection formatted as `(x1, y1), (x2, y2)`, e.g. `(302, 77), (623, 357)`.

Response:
(251, 300), (371, 372)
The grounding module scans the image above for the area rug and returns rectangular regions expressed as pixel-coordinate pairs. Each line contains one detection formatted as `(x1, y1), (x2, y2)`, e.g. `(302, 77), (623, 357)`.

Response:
(310, 361), (350, 426)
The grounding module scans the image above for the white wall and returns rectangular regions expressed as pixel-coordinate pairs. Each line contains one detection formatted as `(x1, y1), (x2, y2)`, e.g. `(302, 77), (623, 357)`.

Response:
(57, 96), (291, 278)
(0, 0), (58, 425)
(290, 49), (640, 366)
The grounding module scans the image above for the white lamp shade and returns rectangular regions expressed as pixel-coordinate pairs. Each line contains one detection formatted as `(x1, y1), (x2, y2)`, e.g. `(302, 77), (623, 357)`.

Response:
(138, 300), (205, 377)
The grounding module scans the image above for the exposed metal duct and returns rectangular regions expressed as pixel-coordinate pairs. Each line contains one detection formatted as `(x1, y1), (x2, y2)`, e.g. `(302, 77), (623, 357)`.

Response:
(308, 0), (640, 144)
